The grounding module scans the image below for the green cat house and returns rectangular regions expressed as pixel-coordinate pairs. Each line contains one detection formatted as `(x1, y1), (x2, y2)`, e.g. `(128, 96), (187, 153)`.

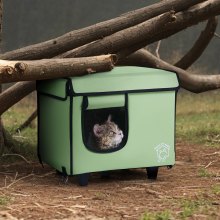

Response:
(37, 66), (179, 186)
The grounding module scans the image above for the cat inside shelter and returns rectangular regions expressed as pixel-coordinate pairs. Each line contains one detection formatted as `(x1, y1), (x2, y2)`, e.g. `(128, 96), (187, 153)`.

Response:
(83, 107), (127, 152)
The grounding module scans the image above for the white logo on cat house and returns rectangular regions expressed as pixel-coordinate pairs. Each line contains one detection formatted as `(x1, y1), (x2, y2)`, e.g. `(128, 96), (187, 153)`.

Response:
(155, 143), (170, 162)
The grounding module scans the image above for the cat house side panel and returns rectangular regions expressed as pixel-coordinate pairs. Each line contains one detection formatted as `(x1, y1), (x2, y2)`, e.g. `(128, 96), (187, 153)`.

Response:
(72, 91), (176, 175)
(38, 94), (72, 175)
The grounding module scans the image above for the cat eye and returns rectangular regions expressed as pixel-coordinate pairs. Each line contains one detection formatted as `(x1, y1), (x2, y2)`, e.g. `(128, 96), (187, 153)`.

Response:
(109, 131), (116, 136)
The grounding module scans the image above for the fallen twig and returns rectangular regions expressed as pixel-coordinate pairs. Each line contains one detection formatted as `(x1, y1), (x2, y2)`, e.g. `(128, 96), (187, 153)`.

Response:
(204, 160), (218, 168)
(16, 109), (37, 133)
(205, 152), (220, 156)
(2, 153), (31, 164)
(6, 173), (34, 188)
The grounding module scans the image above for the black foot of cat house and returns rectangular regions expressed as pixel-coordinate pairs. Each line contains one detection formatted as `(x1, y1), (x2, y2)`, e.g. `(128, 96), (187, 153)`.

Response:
(37, 66), (179, 186)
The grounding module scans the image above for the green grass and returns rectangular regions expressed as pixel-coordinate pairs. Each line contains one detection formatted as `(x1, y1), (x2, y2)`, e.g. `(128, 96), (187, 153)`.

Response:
(212, 184), (220, 195)
(198, 168), (215, 178)
(178, 199), (215, 219)
(0, 196), (11, 206)
(1, 91), (219, 162)
(1, 97), (37, 161)
(141, 210), (172, 220)
(176, 91), (220, 148)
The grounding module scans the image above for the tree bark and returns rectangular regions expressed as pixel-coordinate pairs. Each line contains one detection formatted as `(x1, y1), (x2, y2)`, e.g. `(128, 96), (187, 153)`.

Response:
(0, 84), (4, 155)
(0, 0), (4, 155)
(175, 17), (218, 69)
(61, 12), (176, 58)
(0, 55), (115, 114)
(0, 55), (116, 83)
(121, 49), (220, 93)
(0, 0), (205, 60)
(0, 81), (36, 115)
(60, 0), (220, 61)
(117, 0), (220, 59)
(120, 17), (218, 70)
(0, 0), (220, 113)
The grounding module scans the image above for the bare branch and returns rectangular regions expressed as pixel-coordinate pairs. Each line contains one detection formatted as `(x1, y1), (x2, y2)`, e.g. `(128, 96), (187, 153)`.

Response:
(16, 109), (37, 133)
(0, 82), (35, 115)
(155, 41), (161, 59)
(0, 0), (4, 154)
(0, 0), (205, 60)
(61, 11), (176, 58)
(117, 0), (220, 59)
(120, 49), (220, 93)
(62, 1), (220, 60)
(175, 17), (218, 69)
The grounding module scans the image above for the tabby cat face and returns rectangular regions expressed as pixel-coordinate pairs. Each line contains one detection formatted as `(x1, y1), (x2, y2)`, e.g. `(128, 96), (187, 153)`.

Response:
(93, 115), (124, 150)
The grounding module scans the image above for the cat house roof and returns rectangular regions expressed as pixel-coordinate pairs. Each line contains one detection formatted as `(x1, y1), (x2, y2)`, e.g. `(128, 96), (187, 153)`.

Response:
(37, 66), (179, 99)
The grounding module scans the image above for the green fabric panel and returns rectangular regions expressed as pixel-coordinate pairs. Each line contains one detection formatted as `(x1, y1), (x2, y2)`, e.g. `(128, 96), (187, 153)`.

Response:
(71, 67), (179, 94)
(72, 92), (176, 175)
(87, 94), (125, 110)
(37, 67), (179, 98)
(37, 78), (67, 98)
(37, 66), (178, 175)
(38, 95), (71, 174)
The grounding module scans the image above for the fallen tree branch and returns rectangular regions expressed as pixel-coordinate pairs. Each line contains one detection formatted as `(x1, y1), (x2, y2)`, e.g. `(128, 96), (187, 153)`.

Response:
(16, 109), (37, 133)
(0, 0), (205, 60)
(175, 17), (218, 69)
(2, 127), (21, 154)
(121, 49), (220, 93)
(61, 0), (220, 60)
(0, 55), (116, 83)
(2, 153), (31, 164)
(0, 1), (219, 114)
(61, 11), (176, 58)
(147, 0), (220, 44)
(0, 0), (4, 155)
(0, 81), (35, 115)
(0, 118), (4, 155)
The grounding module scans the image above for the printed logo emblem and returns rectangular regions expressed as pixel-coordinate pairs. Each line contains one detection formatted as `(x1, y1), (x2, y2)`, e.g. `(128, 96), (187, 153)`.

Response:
(155, 143), (170, 162)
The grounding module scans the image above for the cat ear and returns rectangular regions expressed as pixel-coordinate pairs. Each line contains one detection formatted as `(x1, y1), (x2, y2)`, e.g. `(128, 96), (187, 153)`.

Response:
(93, 124), (103, 137)
(107, 114), (112, 122)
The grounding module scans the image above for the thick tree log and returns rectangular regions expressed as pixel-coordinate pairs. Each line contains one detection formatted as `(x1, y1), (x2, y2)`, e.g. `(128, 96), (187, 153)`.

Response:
(61, 12), (176, 58)
(175, 17), (218, 69)
(0, 83), (4, 155)
(117, 0), (220, 59)
(61, 0), (220, 60)
(0, 55), (116, 83)
(0, 0), (4, 155)
(0, 0), (205, 60)
(145, 0), (220, 45)
(0, 0), (219, 114)
(0, 119), (3, 155)
(120, 17), (218, 69)
(0, 55), (115, 114)
(0, 81), (35, 115)
(121, 49), (220, 93)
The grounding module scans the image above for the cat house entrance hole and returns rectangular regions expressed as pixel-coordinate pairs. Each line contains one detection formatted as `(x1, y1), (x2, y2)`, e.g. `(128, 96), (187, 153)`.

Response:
(81, 95), (128, 153)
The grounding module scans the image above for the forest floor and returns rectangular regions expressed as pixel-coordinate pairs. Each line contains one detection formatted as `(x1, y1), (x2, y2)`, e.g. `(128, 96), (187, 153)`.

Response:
(0, 141), (219, 220)
(0, 91), (219, 220)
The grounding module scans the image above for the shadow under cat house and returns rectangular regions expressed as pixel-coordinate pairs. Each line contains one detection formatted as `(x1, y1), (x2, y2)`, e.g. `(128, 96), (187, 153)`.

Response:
(37, 66), (179, 186)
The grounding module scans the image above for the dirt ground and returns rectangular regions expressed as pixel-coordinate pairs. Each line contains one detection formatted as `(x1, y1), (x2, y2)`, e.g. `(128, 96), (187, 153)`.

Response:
(0, 142), (219, 220)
